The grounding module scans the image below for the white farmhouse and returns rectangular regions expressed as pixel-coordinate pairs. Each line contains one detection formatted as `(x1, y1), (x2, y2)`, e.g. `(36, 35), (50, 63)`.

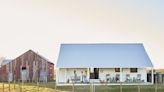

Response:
(56, 44), (154, 86)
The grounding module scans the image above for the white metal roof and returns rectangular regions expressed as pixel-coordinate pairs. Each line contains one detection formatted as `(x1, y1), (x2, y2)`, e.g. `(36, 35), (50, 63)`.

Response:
(57, 43), (153, 68)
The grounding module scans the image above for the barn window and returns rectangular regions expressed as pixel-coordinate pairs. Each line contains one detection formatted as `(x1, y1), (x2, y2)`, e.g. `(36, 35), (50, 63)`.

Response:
(130, 68), (138, 73)
(115, 68), (120, 72)
(22, 67), (27, 70)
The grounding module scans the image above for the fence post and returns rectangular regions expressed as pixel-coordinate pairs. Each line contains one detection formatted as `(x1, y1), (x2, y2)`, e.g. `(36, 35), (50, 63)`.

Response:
(37, 82), (39, 92)
(93, 82), (95, 92)
(90, 81), (93, 92)
(22, 80), (24, 92)
(155, 75), (157, 92)
(54, 81), (57, 92)
(14, 80), (16, 89)
(120, 82), (122, 92)
(90, 80), (95, 92)
(19, 79), (22, 92)
(72, 81), (75, 92)
(90, 82), (91, 92)
(2, 82), (4, 92)
(138, 83), (140, 92)
(90, 80), (94, 92)
(9, 81), (11, 92)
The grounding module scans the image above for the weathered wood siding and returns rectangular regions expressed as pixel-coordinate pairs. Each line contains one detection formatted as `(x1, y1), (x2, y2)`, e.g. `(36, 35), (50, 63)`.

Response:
(0, 50), (54, 82)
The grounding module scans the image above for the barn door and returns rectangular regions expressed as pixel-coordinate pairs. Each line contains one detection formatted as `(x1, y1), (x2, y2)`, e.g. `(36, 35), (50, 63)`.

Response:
(21, 67), (27, 81)
(8, 72), (13, 82)
(40, 71), (47, 82)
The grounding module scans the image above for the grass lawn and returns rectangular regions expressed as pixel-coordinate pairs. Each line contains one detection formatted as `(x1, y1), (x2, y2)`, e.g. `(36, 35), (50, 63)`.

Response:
(0, 81), (164, 92)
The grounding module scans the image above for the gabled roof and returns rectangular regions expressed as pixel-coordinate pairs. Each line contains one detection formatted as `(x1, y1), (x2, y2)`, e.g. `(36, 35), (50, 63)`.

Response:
(0, 50), (54, 68)
(57, 43), (153, 68)
(14, 50), (54, 64)
(30, 50), (54, 64)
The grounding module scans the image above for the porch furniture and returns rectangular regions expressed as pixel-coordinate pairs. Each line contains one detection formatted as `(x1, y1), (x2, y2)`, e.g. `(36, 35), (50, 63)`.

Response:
(125, 74), (131, 83)
(115, 74), (120, 82)
(99, 79), (105, 84)
(106, 74), (111, 82)
(82, 75), (89, 83)
(133, 77), (137, 82)
(71, 76), (81, 83)
(136, 74), (142, 82)
(111, 77), (117, 83)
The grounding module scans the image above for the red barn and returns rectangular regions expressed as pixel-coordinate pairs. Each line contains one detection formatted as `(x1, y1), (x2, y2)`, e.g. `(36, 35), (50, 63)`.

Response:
(0, 50), (54, 82)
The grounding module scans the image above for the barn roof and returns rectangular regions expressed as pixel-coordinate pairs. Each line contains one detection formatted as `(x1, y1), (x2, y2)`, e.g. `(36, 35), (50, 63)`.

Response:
(1, 59), (12, 66)
(57, 43), (153, 68)
(31, 50), (54, 64)
(16, 50), (54, 64)
(0, 50), (54, 67)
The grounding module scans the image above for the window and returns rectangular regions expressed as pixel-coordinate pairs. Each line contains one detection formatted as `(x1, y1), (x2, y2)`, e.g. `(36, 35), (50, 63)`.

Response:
(115, 68), (120, 72)
(130, 68), (137, 73)
(22, 67), (27, 70)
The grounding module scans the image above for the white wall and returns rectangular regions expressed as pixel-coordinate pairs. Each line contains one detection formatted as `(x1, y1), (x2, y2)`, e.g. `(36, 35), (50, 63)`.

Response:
(56, 68), (148, 84)
(122, 68), (147, 82)
(99, 68), (147, 82)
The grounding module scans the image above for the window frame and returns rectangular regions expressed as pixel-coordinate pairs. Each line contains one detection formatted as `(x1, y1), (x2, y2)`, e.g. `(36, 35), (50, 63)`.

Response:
(130, 68), (138, 73)
(115, 68), (120, 72)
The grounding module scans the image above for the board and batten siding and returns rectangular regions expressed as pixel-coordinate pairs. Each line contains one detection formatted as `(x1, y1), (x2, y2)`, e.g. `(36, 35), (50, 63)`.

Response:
(0, 50), (54, 82)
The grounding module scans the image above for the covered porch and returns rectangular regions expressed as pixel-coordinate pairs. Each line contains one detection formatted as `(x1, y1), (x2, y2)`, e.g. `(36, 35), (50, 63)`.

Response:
(56, 67), (154, 85)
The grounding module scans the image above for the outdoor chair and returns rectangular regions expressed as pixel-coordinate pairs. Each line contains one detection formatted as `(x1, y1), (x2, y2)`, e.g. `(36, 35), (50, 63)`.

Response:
(125, 74), (131, 83)
(136, 74), (142, 82)
(71, 76), (81, 83)
(106, 74), (111, 83)
(115, 74), (120, 82)
(133, 77), (137, 82)
(111, 77), (116, 83)
(99, 79), (105, 84)
(82, 75), (89, 83)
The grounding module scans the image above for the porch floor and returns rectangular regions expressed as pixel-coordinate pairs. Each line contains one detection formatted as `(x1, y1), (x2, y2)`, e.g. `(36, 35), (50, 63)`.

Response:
(57, 82), (153, 86)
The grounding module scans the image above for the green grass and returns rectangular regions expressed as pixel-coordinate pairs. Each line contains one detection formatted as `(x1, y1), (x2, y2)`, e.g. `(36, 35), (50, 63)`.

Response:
(57, 84), (164, 92)
(0, 81), (164, 92)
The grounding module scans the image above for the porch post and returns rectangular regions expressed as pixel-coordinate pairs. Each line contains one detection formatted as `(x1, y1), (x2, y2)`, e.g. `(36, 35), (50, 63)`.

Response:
(87, 68), (90, 80)
(120, 67), (123, 92)
(151, 67), (154, 84)
(56, 68), (59, 85)
(120, 68), (122, 82)
(65, 68), (67, 83)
